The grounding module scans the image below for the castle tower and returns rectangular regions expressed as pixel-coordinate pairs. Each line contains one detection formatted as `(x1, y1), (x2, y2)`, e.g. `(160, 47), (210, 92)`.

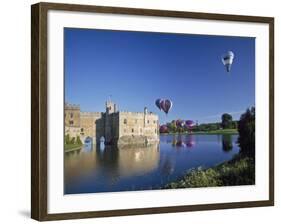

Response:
(144, 107), (148, 127)
(105, 100), (118, 143)
(106, 100), (117, 114)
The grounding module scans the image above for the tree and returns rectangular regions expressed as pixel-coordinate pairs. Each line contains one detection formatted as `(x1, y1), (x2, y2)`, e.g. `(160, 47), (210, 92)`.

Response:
(221, 113), (233, 129)
(65, 134), (70, 144)
(70, 137), (76, 144)
(167, 120), (177, 133)
(238, 107), (255, 156)
(76, 136), (82, 145)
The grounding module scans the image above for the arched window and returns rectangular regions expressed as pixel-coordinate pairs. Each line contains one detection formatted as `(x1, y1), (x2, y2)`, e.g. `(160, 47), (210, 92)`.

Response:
(124, 119), (127, 124)
(132, 128), (134, 133)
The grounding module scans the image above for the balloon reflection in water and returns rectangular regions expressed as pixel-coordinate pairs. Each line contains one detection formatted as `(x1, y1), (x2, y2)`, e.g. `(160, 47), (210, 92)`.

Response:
(171, 135), (196, 149)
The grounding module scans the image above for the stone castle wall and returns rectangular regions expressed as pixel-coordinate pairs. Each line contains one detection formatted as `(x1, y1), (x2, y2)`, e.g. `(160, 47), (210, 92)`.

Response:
(65, 102), (159, 145)
(118, 112), (158, 137)
(80, 112), (102, 142)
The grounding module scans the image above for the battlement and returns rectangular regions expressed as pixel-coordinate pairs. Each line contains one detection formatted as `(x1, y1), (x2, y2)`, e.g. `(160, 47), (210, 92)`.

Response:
(81, 111), (102, 116)
(65, 103), (80, 110)
(119, 111), (157, 116)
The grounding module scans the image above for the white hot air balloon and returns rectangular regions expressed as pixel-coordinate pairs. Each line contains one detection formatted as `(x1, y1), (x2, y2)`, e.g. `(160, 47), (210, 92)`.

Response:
(222, 51), (235, 72)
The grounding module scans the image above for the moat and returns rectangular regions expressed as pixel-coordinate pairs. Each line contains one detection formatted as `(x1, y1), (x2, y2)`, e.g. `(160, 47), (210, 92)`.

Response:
(64, 134), (239, 194)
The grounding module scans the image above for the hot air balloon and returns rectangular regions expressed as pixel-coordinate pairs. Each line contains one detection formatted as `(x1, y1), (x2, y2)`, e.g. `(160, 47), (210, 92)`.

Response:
(222, 51), (235, 72)
(160, 99), (173, 114)
(176, 119), (185, 128)
(155, 98), (163, 111)
(185, 120), (195, 128)
(159, 125), (168, 133)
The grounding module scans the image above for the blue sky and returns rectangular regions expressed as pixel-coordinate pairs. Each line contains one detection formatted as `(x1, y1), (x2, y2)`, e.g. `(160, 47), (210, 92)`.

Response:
(64, 28), (255, 124)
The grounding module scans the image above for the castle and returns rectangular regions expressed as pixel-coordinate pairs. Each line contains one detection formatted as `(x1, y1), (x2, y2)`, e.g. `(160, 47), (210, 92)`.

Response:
(65, 101), (159, 146)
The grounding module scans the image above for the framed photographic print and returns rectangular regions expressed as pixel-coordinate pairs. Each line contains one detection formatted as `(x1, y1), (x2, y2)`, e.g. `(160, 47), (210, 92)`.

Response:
(31, 2), (274, 221)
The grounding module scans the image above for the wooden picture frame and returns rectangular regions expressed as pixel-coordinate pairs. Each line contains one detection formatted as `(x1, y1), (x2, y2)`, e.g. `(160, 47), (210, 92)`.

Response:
(31, 2), (274, 221)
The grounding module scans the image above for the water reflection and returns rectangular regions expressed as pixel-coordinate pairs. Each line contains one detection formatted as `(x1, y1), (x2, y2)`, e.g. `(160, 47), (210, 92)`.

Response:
(65, 143), (160, 186)
(222, 135), (233, 152)
(65, 134), (239, 194)
(169, 135), (196, 148)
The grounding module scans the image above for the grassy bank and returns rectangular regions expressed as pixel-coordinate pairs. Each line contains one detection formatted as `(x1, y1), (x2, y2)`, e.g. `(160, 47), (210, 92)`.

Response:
(193, 129), (238, 135)
(165, 155), (254, 189)
(161, 129), (238, 135)
(64, 143), (83, 152)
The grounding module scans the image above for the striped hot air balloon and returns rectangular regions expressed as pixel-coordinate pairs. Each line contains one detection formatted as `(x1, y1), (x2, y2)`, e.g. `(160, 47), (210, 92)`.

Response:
(155, 98), (163, 111)
(160, 99), (173, 115)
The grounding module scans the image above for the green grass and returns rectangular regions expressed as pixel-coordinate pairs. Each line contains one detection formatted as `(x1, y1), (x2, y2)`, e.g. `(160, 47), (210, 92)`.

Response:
(193, 129), (238, 135)
(64, 143), (83, 152)
(165, 155), (255, 189)
(161, 129), (238, 135)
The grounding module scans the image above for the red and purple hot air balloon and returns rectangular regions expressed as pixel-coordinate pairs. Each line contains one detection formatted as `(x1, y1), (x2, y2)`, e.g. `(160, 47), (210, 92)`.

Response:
(185, 120), (195, 128)
(160, 99), (173, 115)
(155, 98), (163, 111)
(159, 124), (168, 133)
(176, 119), (185, 128)
(155, 98), (173, 115)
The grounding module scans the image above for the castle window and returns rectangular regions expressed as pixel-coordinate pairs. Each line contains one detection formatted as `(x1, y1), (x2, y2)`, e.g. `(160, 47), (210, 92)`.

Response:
(81, 128), (84, 132)
(153, 120), (156, 124)
(147, 120), (150, 124)
(69, 120), (73, 126)
(132, 128), (134, 133)
(124, 119), (127, 124)
(70, 112), (73, 118)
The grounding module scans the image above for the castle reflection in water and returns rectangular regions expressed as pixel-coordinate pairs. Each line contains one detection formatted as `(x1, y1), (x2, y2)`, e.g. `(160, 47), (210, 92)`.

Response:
(64, 134), (237, 194)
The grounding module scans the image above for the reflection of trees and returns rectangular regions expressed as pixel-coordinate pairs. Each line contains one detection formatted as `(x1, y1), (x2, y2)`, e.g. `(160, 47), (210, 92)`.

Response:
(222, 134), (233, 152)
(161, 157), (175, 176)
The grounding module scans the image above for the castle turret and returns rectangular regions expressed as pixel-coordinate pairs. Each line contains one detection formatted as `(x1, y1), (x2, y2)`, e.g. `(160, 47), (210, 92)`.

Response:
(144, 107), (148, 127)
(106, 100), (117, 114)
(105, 100), (118, 143)
(144, 107), (148, 114)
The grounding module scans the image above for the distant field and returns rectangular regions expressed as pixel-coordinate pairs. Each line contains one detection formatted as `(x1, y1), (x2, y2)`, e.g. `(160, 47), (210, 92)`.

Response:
(160, 129), (238, 135)
(193, 129), (238, 135)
